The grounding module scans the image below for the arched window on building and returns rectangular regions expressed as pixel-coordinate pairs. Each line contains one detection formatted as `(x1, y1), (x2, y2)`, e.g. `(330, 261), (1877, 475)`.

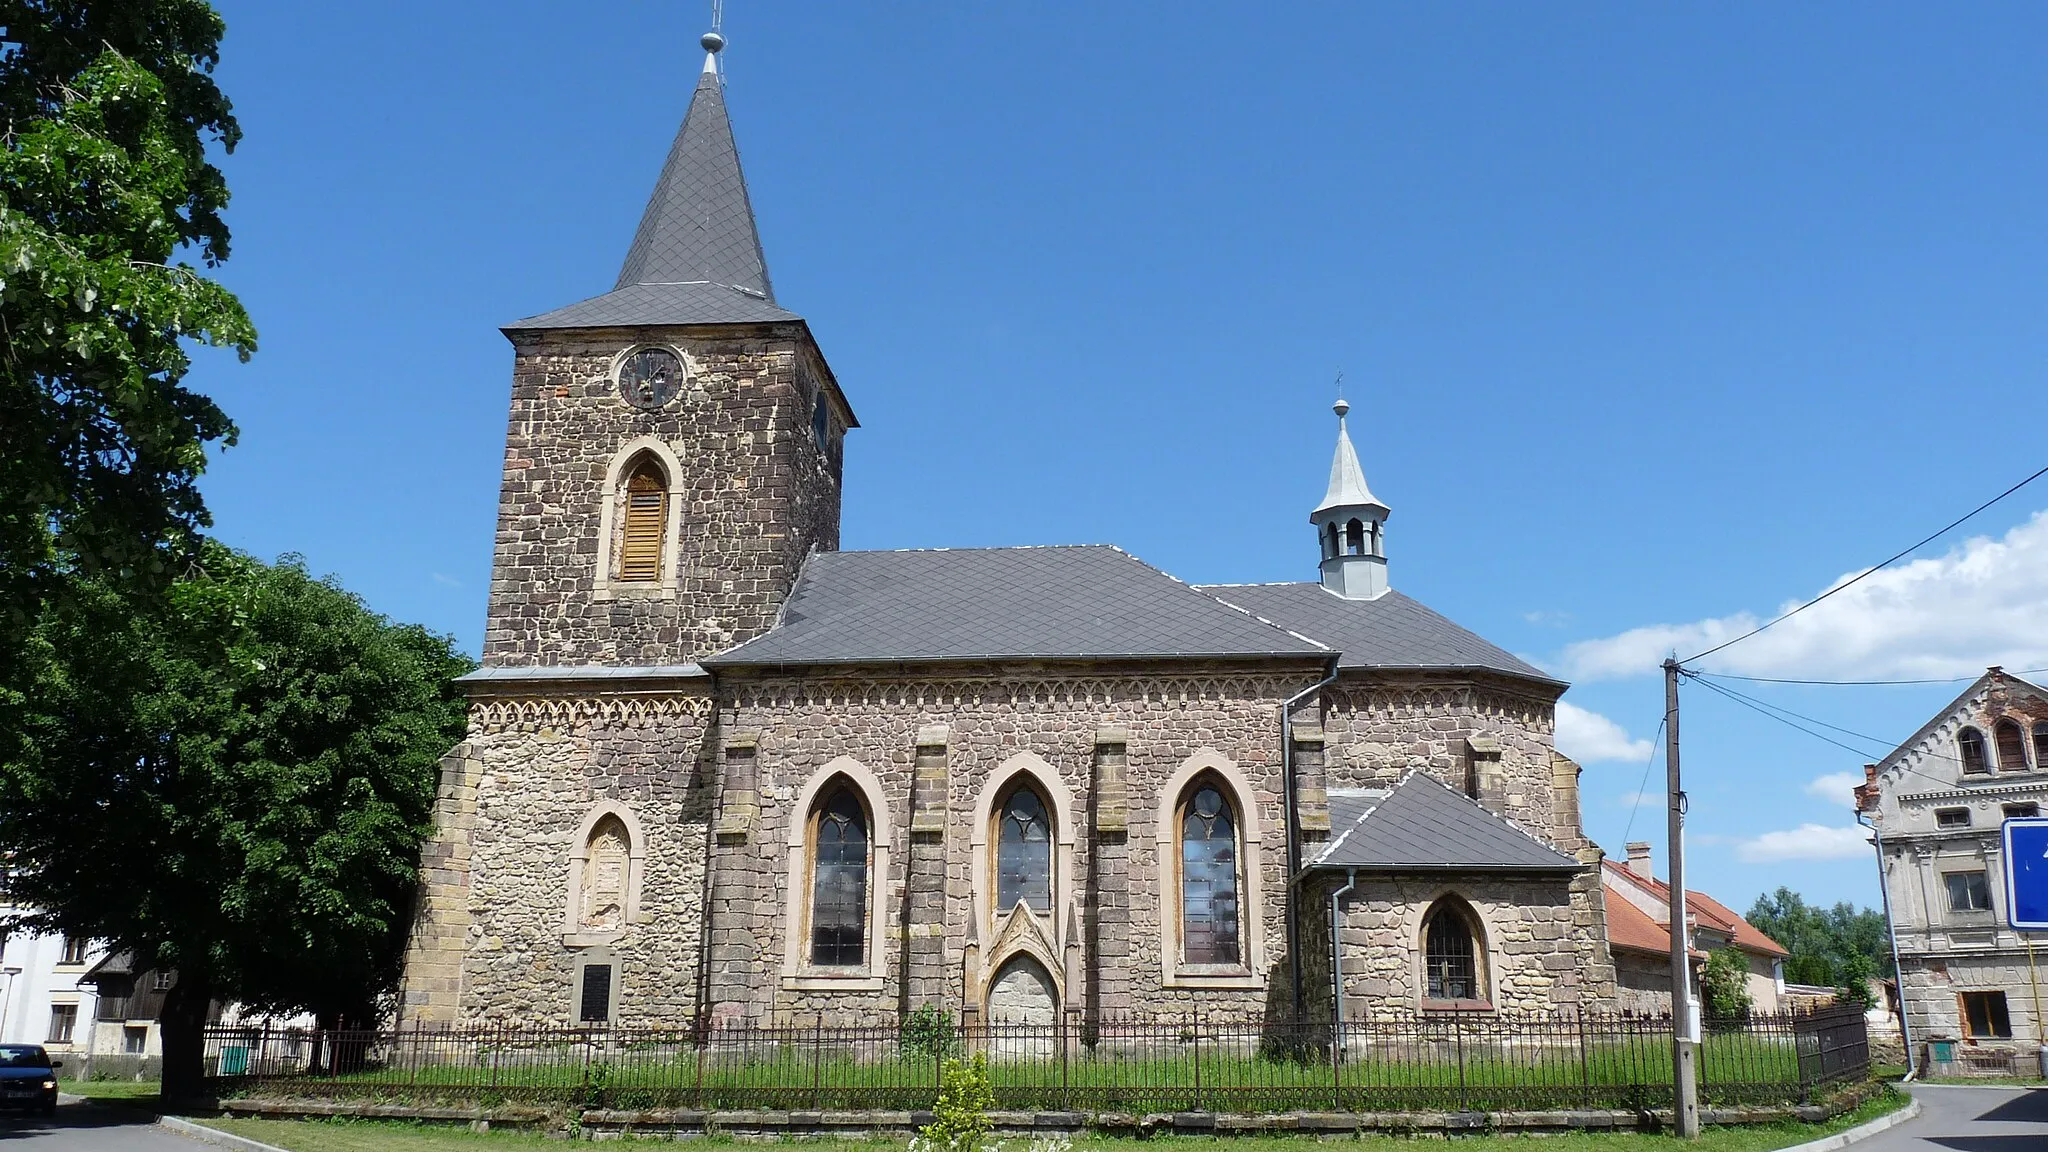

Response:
(1178, 780), (1242, 966)
(994, 783), (1053, 914)
(1422, 898), (1486, 1004)
(809, 785), (870, 967)
(2035, 723), (2048, 771)
(1958, 728), (1991, 775)
(812, 391), (831, 446)
(1995, 720), (2029, 772)
(579, 815), (631, 932)
(1344, 518), (1366, 556)
(616, 461), (667, 582)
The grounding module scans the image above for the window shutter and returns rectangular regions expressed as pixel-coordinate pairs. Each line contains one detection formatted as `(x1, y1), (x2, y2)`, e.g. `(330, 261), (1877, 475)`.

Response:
(618, 468), (666, 582)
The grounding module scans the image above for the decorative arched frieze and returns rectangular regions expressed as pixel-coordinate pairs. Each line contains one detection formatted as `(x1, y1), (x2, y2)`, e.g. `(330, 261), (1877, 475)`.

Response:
(468, 692), (711, 732)
(781, 756), (892, 991)
(593, 435), (686, 600)
(563, 801), (647, 947)
(1153, 748), (1267, 989)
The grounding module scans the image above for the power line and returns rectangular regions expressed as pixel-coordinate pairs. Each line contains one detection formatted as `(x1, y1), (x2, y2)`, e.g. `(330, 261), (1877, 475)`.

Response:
(1621, 716), (1666, 844)
(1681, 671), (1994, 796)
(1682, 462), (2048, 665)
(1695, 667), (2048, 688)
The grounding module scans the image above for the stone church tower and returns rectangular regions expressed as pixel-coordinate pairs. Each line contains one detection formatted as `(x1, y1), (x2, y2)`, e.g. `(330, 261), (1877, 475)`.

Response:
(399, 32), (1613, 1030)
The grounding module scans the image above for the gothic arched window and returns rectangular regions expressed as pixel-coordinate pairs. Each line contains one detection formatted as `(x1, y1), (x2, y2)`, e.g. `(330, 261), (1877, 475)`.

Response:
(809, 786), (870, 967)
(1422, 898), (1485, 1004)
(1345, 518), (1366, 556)
(1179, 781), (1242, 966)
(995, 784), (1053, 914)
(579, 815), (631, 931)
(812, 391), (830, 446)
(616, 461), (667, 582)
(2035, 723), (2048, 770)
(1995, 720), (2029, 772)
(1958, 728), (1991, 775)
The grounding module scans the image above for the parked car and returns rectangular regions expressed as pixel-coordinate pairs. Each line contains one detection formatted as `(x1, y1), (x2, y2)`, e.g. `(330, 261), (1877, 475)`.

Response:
(0, 1045), (59, 1116)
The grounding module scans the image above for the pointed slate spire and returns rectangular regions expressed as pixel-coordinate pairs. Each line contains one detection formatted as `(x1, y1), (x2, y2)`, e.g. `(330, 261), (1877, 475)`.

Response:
(1314, 399), (1388, 517)
(1309, 399), (1392, 599)
(614, 31), (774, 299)
(507, 30), (800, 330)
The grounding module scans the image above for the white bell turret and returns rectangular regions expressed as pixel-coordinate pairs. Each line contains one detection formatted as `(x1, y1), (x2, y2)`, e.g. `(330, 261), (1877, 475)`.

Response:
(1309, 398), (1390, 599)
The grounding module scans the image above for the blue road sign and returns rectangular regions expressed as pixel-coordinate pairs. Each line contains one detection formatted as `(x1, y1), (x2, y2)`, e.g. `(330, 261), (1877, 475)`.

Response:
(2002, 817), (2048, 930)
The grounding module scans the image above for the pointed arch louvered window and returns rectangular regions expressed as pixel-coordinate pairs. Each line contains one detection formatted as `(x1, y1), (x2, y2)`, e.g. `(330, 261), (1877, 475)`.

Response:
(617, 464), (667, 582)
(1995, 720), (2029, 771)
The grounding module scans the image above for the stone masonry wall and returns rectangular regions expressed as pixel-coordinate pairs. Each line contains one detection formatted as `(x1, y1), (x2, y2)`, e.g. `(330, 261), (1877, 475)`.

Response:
(1302, 873), (1614, 1023)
(1323, 673), (1570, 848)
(705, 667), (1323, 1026)
(398, 687), (717, 1026)
(484, 327), (842, 666)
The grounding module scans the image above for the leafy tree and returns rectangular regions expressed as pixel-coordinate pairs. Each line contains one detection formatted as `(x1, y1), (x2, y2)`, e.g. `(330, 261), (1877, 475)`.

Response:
(0, 546), (471, 1099)
(1745, 887), (1892, 991)
(0, 0), (252, 669)
(1701, 946), (1753, 1021)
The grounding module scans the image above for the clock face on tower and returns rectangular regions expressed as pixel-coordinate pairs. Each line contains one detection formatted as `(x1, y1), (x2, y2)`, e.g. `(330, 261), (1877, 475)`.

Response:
(618, 348), (683, 410)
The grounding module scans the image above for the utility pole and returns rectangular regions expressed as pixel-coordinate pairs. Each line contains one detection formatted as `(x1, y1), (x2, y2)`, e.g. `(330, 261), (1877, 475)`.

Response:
(1664, 658), (1700, 1138)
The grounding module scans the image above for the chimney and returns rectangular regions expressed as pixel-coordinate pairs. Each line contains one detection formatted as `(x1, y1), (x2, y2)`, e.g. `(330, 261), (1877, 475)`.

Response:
(1625, 841), (1655, 879)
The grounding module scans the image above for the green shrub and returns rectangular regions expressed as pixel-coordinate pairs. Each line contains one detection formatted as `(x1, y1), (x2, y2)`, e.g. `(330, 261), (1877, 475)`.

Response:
(901, 1003), (959, 1061)
(919, 1054), (994, 1152)
(1703, 947), (1753, 1021)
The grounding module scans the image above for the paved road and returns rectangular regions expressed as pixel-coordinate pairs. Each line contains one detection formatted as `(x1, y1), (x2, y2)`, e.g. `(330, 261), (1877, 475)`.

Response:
(0, 1099), (201, 1149)
(1859, 1084), (2048, 1152)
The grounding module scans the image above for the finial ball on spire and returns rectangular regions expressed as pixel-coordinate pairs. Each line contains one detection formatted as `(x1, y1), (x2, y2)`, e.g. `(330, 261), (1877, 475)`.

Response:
(1332, 397), (1350, 419)
(701, 30), (725, 53)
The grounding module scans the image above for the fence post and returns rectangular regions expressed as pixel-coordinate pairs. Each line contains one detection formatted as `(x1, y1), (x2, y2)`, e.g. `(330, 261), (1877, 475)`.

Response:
(1060, 1011), (1071, 1112)
(811, 1016), (824, 1110)
(1454, 1017), (1468, 1112)
(693, 1018), (707, 1111)
(1191, 1008), (1203, 1113)
(1578, 1011), (1592, 1111)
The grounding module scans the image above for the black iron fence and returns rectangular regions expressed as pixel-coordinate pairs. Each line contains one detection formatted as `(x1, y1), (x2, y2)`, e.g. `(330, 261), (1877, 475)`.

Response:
(200, 1005), (1868, 1115)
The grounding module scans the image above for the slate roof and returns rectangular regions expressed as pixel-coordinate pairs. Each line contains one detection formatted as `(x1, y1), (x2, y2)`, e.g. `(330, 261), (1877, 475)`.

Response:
(1308, 773), (1580, 873)
(510, 61), (792, 330)
(705, 546), (1331, 667)
(1201, 582), (1559, 685)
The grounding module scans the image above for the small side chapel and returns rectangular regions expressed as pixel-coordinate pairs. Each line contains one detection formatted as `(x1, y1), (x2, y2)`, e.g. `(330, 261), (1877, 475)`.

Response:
(397, 32), (1617, 1030)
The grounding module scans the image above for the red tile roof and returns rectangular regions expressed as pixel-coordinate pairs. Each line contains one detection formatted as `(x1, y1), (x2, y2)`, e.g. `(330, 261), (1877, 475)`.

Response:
(1602, 861), (1788, 959)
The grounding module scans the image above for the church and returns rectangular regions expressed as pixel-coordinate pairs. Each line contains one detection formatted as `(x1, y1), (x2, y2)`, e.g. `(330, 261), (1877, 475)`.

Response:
(397, 32), (1616, 1031)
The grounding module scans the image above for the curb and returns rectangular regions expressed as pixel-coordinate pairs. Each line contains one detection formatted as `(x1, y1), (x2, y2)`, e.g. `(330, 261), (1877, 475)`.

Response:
(1771, 1095), (1920, 1152)
(157, 1115), (294, 1152)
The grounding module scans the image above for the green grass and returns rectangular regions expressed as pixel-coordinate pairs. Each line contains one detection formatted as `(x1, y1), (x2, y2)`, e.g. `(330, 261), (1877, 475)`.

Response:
(59, 1079), (161, 1108)
(191, 1086), (1908, 1152)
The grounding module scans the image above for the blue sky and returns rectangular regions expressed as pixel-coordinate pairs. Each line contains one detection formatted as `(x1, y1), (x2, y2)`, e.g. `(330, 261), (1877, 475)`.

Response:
(189, 2), (2048, 912)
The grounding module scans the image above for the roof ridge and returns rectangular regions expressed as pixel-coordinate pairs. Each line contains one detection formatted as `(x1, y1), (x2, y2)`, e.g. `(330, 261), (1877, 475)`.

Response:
(1109, 547), (1333, 654)
(1397, 770), (1574, 855)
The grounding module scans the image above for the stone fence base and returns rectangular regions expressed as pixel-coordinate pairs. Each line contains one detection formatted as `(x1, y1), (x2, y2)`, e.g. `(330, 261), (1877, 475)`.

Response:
(212, 1082), (1883, 1141)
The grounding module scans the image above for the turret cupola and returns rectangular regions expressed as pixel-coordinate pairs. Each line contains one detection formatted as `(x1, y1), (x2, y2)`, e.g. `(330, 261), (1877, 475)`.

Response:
(1310, 398), (1391, 599)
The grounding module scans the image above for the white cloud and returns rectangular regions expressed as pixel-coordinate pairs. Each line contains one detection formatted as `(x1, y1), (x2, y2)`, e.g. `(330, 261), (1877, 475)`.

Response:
(1735, 824), (1870, 863)
(1556, 701), (1654, 763)
(1616, 790), (1661, 808)
(431, 572), (462, 588)
(1803, 772), (1864, 809)
(1556, 509), (2048, 682)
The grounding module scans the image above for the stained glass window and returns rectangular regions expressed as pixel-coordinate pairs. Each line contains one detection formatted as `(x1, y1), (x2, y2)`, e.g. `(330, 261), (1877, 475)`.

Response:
(810, 788), (868, 966)
(1180, 783), (1241, 965)
(1425, 903), (1480, 1001)
(996, 786), (1052, 913)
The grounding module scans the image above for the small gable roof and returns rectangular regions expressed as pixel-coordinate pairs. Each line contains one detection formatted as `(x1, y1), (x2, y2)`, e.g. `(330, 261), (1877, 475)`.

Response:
(1202, 582), (1560, 686)
(705, 545), (1331, 667)
(1307, 772), (1580, 873)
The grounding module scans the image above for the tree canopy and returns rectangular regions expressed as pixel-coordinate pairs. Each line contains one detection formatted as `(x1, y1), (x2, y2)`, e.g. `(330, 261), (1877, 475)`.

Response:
(1745, 887), (1891, 992)
(0, 0), (252, 653)
(1, 547), (472, 1096)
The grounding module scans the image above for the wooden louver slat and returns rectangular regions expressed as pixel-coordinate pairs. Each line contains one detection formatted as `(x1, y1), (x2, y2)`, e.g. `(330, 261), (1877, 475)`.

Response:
(618, 468), (666, 582)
